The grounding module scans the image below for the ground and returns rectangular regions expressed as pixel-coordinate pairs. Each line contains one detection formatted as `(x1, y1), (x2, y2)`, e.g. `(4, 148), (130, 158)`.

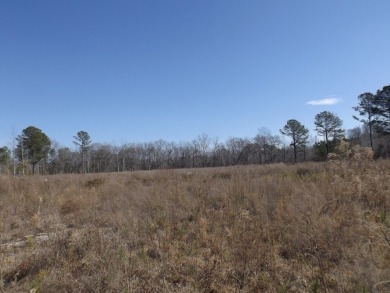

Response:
(1, 161), (390, 292)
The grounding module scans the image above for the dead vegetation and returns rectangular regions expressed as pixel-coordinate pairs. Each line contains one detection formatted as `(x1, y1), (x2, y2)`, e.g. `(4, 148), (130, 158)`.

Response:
(0, 161), (389, 292)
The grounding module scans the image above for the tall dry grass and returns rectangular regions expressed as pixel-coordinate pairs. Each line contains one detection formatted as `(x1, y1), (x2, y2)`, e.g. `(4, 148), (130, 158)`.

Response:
(0, 160), (389, 292)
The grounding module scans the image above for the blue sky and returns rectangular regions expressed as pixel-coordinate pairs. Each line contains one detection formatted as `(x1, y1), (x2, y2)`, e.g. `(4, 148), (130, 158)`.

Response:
(1, 1), (389, 148)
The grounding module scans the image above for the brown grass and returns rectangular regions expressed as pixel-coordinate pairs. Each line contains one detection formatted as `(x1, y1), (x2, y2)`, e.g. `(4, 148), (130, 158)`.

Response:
(0, 161), (389, 292)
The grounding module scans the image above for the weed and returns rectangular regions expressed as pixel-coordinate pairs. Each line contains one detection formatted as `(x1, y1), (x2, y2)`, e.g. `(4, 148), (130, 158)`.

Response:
(296, 167), (311, 177)
(1, 162), (390, 292)
(84, 178), (105, 189)
(212, 172), (232, 180)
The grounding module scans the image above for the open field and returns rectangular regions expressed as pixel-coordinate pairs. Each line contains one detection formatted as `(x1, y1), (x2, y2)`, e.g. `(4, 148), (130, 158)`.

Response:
(1, 160), (390, 292)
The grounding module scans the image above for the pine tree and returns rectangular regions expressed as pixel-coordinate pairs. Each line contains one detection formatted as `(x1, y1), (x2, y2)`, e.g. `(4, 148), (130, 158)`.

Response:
(280, 119), (309, 163)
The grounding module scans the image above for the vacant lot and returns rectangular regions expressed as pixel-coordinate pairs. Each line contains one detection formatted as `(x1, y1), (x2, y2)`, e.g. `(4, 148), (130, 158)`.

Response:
(1, 160), (389, 292)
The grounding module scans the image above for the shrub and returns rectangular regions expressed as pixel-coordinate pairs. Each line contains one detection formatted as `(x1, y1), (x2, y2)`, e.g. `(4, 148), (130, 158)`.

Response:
(84, 178), (105, 189)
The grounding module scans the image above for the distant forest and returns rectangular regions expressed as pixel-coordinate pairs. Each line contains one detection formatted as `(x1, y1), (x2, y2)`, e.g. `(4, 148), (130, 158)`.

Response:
(0, 84), (390, 175)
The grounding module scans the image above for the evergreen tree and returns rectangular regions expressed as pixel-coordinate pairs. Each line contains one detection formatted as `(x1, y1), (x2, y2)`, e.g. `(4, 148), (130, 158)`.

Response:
(0, 146), (11, 174)
(73, 131), (92, 173)
(353, 92), (377, 149)
(314, 111), (344, 155)
(16, 126), (51, 174)
(280, 119), (309, 163)
(374, 85), (390, 135)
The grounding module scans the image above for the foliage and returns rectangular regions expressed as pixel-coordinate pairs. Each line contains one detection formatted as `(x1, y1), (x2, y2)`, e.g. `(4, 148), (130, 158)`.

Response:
(334, 138), (351, 159)
(0, 146), (11, 173)
(5, 84), (390, 176)
(73, 131), (92, 173)
(351, 144), (374, 161)
(313, 141), (328, 161)
(374, 85), (390, 135)
(73, 131), (91, 152)
(280, 119), (309, 163)
(324, 140), (374, 162)
(15, 126), (51, 174)
(352, 85), (390, 139)
(353, 92), (377, 149)
(314, 111), (344, 155)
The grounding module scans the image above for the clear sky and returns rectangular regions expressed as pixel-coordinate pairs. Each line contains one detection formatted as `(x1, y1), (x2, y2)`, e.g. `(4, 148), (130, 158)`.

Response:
(1, 1), (389, 148)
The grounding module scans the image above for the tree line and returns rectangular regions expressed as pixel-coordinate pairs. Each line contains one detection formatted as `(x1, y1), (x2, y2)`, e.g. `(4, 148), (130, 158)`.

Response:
(0, 84), (389, 175)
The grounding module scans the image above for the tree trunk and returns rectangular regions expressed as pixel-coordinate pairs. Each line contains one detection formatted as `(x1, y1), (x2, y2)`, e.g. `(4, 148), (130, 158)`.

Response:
(293, 142), (297, 163)
(369, 123), (373, 150)
(325, 131), (329, 154)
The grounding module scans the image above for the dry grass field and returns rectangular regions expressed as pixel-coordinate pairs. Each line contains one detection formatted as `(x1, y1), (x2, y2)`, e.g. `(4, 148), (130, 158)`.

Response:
(1, 160), (390, 292)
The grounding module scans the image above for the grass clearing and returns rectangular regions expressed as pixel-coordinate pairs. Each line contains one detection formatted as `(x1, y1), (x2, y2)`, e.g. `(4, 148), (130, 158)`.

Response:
(0, 161), (389, 292)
